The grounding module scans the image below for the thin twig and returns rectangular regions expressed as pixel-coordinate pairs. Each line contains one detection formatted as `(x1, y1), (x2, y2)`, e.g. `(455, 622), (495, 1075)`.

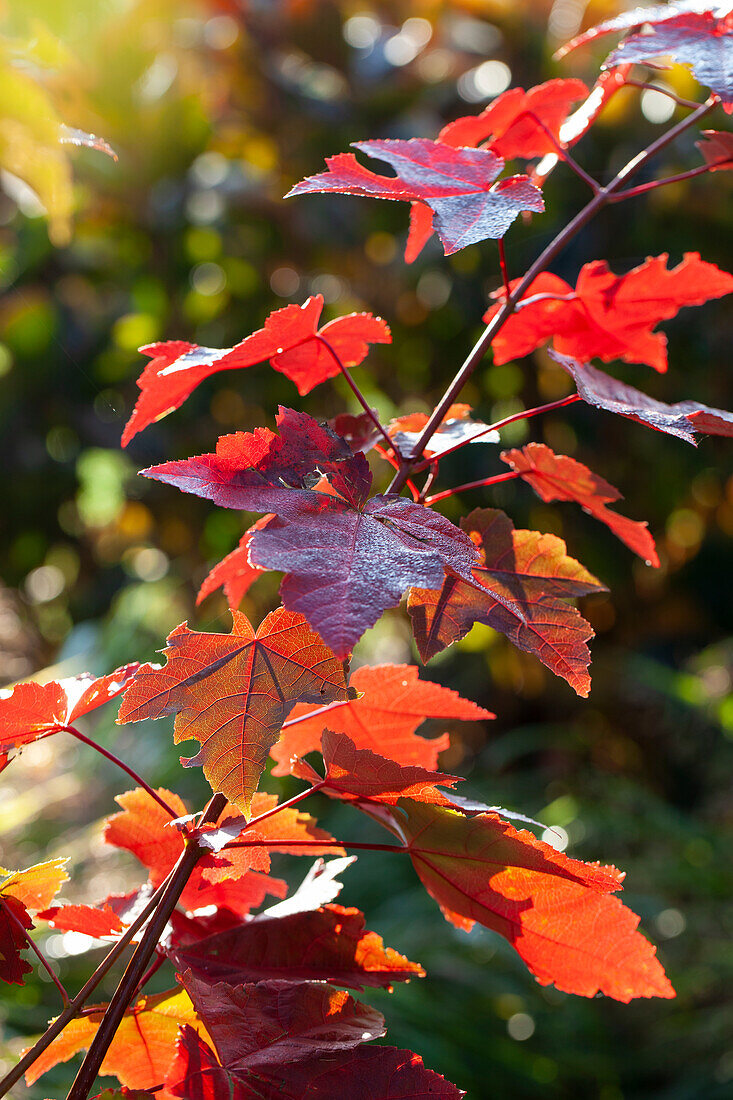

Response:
(374, 444), (420, 501)
(498, 239), (511, 298)
(385, 96), (716, 492)
(0, 898), (70, 1007)
(623, 79), (703, 111)
(315, 335), (398, 455)
(58, 726), (179, 820)
(0, 876), (172, 1097)
(609, 163), (716, 203)
(425, 470), (521, 505)
(523, 110), (601, 192)
(418, 462), (439, 503)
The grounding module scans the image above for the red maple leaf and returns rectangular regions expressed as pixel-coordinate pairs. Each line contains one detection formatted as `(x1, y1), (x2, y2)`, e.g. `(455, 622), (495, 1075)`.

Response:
(148, 416), (482, 655)
(293, 730), (462, 805)
(1, 861), (68, 984)
(408, 508), (605, 696)
(484, 253), (733, 371)
(248, 490), (481, 656)
(121, 296), (390, 445)
(395, 800), (675, 1002)
(272, 663), (493, 776)
(551, 350), (733, 442)
(117, 608), (353, 813)
(0, 665), (139, 756)
(180, 971), (385, 1070)
(166, 1025), (464, 1100)
(168, 902), (424, 990)
(556, 2), (726, 57)
(144, 406), (372, 512)
(287, 138), (544, 255)
(38, 903), (125, 938)
(502, 443), (659, 565)
(24, 986), (206, 1093)
(403, 80), (586, 260)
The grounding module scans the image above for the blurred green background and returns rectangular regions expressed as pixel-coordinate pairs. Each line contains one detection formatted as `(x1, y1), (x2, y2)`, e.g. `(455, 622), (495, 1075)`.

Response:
(1, 0), (732, 1096)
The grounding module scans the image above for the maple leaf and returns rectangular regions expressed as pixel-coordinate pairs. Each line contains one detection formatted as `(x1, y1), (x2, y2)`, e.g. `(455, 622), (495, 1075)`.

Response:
(604, 11), (733, 111)
(0, 860), (69, 985)
(144, 406), (371, 512)
(484, 253), (733, 371)
(166, 1026), (465, 1100)
(388, 403), (498, 458)
(121, 296), (390, 446)
(24, 987), (207, 1095)
(248, 491), (481, 656)
(551, 350), (733, 442)
(403, 80), (585, 260)
(38, 902), (125, 938)
(271, 663), (493, 777)
(408, 508), (605, 696)
(502, 443), (659, 564)
(697, 128), (733, 168)
(287, 138), (544, 255)
(293, 730), (463, 805)
(103, 784), (337, 910)
(181, 972), (385, 1070)
(196, 515), (273, 608)
(0, 664), (139, 756)
(328, 410), (382, 453)
(394, 800), (675, 1001)
(168, 903), (424, 991)
(555, 2), (728, 57)
(118, 608), (352, 813)
(438, 79), (589, 160)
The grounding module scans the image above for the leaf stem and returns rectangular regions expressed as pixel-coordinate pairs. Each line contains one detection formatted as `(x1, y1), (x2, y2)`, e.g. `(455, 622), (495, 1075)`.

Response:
(58, 726), (178, 820)
(0, 898), (70, 1007)
(214, 781), (326, 845)
(522, 110), (601, 192)
(315, 336), (398, 456)
(425, 470), (521, 505)
(623, 79), (703, 111)
(65, 792), (228, 1100)
(374, 444), (420, 501)
(609, 162), (716, 203)
(0, 877), (172, 1097)
(497, 239), (511, 299)
(385, 96), (717, 492)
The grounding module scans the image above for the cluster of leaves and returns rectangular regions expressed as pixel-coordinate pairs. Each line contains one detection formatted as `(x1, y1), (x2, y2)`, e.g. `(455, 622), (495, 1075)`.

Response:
(3, 3), (733, 1097)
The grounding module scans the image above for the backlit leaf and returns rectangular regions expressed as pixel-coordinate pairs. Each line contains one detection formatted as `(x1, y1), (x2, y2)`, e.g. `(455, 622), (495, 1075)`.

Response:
(484, 253), (733, 371)
(196, 516), (273, 609)
(396, 800), (675, 1002)
(1, 859), (68, 983)
(24, 987), (206, 1095)
(166, 1027), (465, 1100)
(121, 297), (390, 445)
(0, 664), (139, 755)
(169, 903), (424, 991)
(287, 139), (544, 255)
(408, 508), (604, 695)
(118, 609), (352, 813)
(502, 443), (659, 565)
(271, 663), (493, 777)
(551, 349), (733, 442)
